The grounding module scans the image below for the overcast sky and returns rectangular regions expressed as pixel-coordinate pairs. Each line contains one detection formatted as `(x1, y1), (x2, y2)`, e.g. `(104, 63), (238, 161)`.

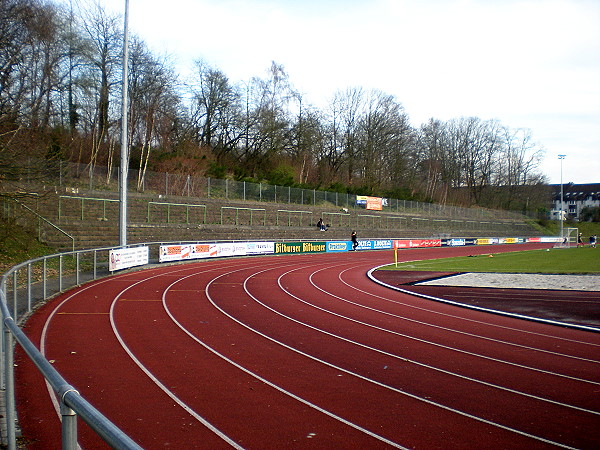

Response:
(65, 0), (599, 184)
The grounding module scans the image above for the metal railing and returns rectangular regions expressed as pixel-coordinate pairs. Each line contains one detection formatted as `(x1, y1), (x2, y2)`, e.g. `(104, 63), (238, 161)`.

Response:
(30, 158), (529, 221)
(220, 206), (266, 226)
(147, 201), (207, 224)
(276, 210), (313, 227)
(0, 246), (142, 449)
(16, 201), (75, 252)
(58, 195), (119, 221)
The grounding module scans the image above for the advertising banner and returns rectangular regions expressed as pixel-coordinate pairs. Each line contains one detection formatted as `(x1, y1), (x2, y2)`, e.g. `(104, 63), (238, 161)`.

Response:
(394, 239), (442, 249)
(327, 241), (352, 252)
(109, 246), (149, 271)
(159, 242), (276, 262)
(538, 237), (562, 243)
(356, 196), (387, 211)
(275, 241), (326, 254)
(476, 238), (499, 245)
(246, 242), (275, 255)
(443, 238), (466, 247)
(356, 240), (374, 250)
(366, 196), (383, 211)
(159, 243), (212, 262)
(372, 239), (393, 250)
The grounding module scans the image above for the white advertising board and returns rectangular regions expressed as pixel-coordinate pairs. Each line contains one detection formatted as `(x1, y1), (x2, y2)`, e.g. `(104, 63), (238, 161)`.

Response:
(109, 247), (149, 271)
(159, 242), (275, 263)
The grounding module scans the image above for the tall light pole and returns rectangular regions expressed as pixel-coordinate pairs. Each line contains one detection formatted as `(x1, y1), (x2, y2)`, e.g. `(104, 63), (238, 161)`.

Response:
(558, 154), (566, 244)
(119, 0), (130, 247)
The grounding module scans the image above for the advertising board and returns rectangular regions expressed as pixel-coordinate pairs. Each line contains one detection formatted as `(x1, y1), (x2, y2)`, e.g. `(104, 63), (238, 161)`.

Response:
(444, 238), (466, 247)
(275, 241), (326, 254)
(159, 244), (212, 262)
(327, 241), (352, 252)
(394, 239), (442, 249)
(109, 246), (149, 271)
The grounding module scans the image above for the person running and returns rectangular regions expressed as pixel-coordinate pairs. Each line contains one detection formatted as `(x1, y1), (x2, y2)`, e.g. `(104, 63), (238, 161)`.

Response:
(577, 233), (584, 247)
(589, 235), (596, 248)
(351, 230), (358, 251)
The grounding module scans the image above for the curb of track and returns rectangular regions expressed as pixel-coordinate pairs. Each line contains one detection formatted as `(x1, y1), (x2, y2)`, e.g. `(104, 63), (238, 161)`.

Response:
(367, 265), (600, 334)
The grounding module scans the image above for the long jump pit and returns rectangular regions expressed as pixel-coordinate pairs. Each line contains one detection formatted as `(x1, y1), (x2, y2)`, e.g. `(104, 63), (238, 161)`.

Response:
(370, 270), (600, 331)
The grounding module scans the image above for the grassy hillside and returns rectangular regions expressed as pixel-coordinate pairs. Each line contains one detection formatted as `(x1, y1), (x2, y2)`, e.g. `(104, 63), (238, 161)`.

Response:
(539, 220), (600, 240)
(0, 220), (55, 273)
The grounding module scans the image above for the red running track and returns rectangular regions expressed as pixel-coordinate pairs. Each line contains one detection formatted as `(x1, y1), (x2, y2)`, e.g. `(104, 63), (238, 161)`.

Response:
(15, 243), (600, 449)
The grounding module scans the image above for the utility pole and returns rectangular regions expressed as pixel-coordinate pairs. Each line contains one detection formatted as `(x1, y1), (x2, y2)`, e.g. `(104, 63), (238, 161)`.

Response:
(558, 154), (566, 244)
(119, 0), (130, 247)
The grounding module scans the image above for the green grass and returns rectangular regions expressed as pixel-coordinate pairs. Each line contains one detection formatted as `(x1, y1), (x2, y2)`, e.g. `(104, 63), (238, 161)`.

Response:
(0, 221), (56, 273)
(382, 247), (600, 274)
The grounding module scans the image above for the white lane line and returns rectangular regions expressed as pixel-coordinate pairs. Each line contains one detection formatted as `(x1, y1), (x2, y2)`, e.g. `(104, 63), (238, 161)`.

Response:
(41, 261), (260, 449)
(307, 266), (600, 365)
(226, 264), (577, 448)
(340, 260), (600, 348)
(369, 266), (600, 334)
(291, 265), (600, 385)
(280, 266), (600, 412)
(108, 265), (249, 449)
(163, 269), (406, 449)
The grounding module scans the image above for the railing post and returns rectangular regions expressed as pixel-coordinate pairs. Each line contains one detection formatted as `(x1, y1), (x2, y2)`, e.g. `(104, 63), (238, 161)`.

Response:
(3, 327), (16, 449)
(93, 250), (97, 280)
(0, 281), (5, 389)
(12, 271), (17, 320)
(27, 263), (32, 312)
(60, 396), (78, 450)
(76, 253), (80, 286)
(59, 255), (63, 292)
(43, 258), (47, 300)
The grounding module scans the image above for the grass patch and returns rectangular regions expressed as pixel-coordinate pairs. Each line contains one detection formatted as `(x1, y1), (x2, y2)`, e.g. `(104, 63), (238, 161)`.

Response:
(0, 221), (56, 273)
(382, 247), (599, 274)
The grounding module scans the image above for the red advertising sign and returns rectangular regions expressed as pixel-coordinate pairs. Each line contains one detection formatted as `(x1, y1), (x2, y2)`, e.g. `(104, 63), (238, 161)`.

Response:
(366, 196), (383, 211)
(394, 239), (442, 249)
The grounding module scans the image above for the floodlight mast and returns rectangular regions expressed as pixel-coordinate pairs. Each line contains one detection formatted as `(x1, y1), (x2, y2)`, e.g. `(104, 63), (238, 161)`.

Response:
(119, 0), (130, 247)
(558, 154), (566, 243)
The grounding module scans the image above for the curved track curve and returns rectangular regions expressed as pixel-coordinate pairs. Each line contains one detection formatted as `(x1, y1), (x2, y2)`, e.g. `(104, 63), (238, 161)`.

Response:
(16, 244), (600, 449)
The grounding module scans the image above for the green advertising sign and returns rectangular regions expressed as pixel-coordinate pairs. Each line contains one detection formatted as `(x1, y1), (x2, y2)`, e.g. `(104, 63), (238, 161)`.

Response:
(275, 241), (326, 254)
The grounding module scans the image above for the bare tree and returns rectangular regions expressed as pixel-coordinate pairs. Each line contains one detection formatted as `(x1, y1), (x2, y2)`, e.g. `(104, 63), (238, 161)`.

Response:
(187, 60), (241, 164)
(77, 1), (123, 170)
(128, 38), (179, 190)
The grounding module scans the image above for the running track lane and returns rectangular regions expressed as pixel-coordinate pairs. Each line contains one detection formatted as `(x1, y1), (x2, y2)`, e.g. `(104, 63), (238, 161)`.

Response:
(15, 243), (600, 449)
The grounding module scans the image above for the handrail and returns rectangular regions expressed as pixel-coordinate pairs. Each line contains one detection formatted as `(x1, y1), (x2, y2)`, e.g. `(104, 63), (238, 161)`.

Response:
(321, 211), (351, 227)
(276, 209), (312, 226)
(220, 206), (266, 226)
(147, 201), (207, 224)
(15, 200), (75, 252)
(58, 195), (119, 221)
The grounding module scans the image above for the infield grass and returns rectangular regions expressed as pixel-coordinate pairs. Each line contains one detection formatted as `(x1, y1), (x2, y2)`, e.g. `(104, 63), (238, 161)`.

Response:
(382, 247), (599, 274)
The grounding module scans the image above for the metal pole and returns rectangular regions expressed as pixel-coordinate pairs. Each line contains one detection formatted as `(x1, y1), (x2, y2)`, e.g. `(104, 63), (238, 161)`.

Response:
(61, 400), (78, 450)
(119, 0), (130, 247)
(558, 154), (565, 242)
(3, 328), (16, 449)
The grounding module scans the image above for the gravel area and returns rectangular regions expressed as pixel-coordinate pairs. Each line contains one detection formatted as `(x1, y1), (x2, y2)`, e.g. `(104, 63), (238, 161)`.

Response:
(418, 273), (600, 291)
